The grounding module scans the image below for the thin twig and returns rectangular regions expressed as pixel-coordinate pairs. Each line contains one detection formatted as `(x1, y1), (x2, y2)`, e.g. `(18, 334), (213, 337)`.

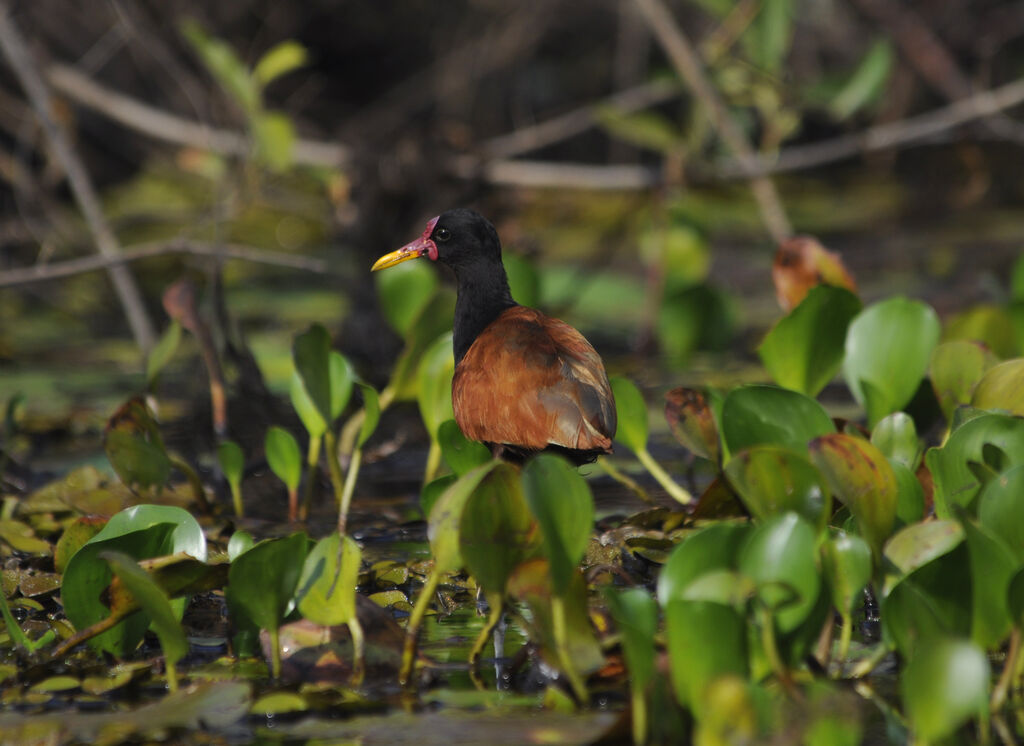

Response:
(0, 239), (331, 289)
(630, 0), (792, 243)
(0, 4), (156, 351)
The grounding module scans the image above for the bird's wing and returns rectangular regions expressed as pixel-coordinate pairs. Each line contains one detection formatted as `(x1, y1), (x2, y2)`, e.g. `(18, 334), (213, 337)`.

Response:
(452, 307), (616, 452)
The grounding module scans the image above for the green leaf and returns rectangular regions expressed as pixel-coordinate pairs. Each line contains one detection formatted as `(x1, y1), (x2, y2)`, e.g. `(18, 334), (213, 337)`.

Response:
(664, 387), (720, 463)
(253, 111), (295, 172)
(721, 385), (835, 457)
(883, 520), (964, 581)
(295, 533), (361, 626)
(265, 426), (301, 492)
(420, 474), (457, 520)
(428, 461), (499, 573)
(738, 512), (820, 632)
(293, 324), (333, 423)
(665, 600), (748, 711)
(102, 551), (187, 667)
(944, 305), (1019, 359)
(104, 398), (171, 493)
(356, 383), (380, 449)
(595, 106), (682, 153)
(605, 588), (657, 690)
(328, 351), (354, 421)
(977, 463), (1024, 563)
(252, 40), (308, 87)
(521, 454), (594, 596)
(388, 290), (457, 401)
(181, 20), (258, 115)
(459, 464), (536, 596)
(890, 460), (925, 526)
(929, 340), (998, 423)
(640, 222), (710, 294)
(960, 519), (1016, 649)
(810, 433), (898, 555)
(54, 516), (106, 574)
(971, 358), (1024, 415)
(757, 285), (861, 397)
(901, 638), (989, 742)
(1009, 568), (1024, 625)
(227, 530), (254, 561)
(870, 412), (921, 470)
(91, 504), (207, 561)
(821, 532), (872, 615)
(416, 333), (455, 439)
(503, 253), (540, 308)
(748, 0), (793, 72)
(828, 40), (893, 120)
(226, 533), (309, 633)
(375, 259), (438, 337)
(146, 321), (181, 387)
(657, 523), (751, 606)
(658, 284), (737, 367)
(610, 377), (648, 452)
(217, 441), (244, 490)
(842, 297), (941, 426)
(438, 420), (491, 476)
(926, 413), (1024, 517)
(289, 371), (327, 439)
(724, 445), (828, 527)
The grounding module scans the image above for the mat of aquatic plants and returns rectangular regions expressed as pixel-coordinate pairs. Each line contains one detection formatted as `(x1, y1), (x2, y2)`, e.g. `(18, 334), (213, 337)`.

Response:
(2, 247), (1024, 746)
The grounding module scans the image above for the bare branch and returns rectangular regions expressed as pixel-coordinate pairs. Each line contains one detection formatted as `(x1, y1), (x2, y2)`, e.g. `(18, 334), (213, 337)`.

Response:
(631, 0), (792, 243)
(0, 4), (156, 351)
(0, 239), (331, 289)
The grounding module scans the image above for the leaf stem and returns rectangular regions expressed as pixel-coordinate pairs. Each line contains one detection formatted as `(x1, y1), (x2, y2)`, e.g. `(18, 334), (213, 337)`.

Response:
(229, 481), (244, 518)
(837, 611), (853, 665)
(323, 431), (347, 517)
(631, 685), (648, 746)
(348, 615), (365, 687)
(269, 625), (282, 680)
(165, 658), (179, 693)
(552, 594), (588, 705)
(991, 627), (1021, 712)
(300, 433), (321, 521)
(597, 458), (655, 505)
(400, 564), (441, 686)
(337, 448), (362, 536)
(424, 438), (442, 484)
(168, 455), (212, 514)
(469, 595), (504, 668)
(635, 447), (692, 505)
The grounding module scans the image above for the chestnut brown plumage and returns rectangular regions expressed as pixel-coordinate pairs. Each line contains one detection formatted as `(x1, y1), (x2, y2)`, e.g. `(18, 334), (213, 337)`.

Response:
(372, 208), (616, 465)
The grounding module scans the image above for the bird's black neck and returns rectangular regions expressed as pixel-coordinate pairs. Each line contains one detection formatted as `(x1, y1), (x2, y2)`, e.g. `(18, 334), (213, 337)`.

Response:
(452, 259), (517, 365)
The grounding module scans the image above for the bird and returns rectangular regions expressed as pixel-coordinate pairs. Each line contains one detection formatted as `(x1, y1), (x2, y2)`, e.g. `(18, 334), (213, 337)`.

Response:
(372, 208), (616, 466)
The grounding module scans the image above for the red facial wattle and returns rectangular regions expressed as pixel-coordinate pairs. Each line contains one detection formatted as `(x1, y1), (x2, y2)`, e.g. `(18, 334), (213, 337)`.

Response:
(423, 216), (439, 261)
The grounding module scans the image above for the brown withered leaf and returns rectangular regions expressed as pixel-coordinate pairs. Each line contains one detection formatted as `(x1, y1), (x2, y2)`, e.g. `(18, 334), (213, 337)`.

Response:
(664, 387), (720, 464)
(773, 236), (857, 311)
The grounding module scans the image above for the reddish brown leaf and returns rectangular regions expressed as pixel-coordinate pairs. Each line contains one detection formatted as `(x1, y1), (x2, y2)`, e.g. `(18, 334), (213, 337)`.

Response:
(664, 387), (720, 463)
(773, 236), (857, 311)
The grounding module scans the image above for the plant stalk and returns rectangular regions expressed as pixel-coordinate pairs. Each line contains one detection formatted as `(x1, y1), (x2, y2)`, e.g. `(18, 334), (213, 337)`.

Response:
(631, 685), (648, 746)
(300, 433), (321, 521)
(424, 438), (442, 484)
(165, 659), (179, 693)
(400, 564), (441, 686)
(229, 481), (244, 518)
(597, 458), (655, 505)
(991, 627), (1021, 713)
(168, 454), (212, 514)
(552, 594), (588, 705)
(468, 595), (504, 668)
(287, 486), (299, 523)
(269, 625), (282, 680)
(348, 615), (366, 687)
(337, 447), (362, 536)
(323, 430), (348, 518)
(635, 447), (692, 505)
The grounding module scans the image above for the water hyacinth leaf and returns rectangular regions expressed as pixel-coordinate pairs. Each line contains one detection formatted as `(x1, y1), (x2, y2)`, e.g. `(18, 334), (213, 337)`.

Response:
(389, 290), (457, 400)
(977, 464), (1024, 563)
(883, 520), (964, 584)
(870, 412), (921, 470)
(665, 599), (748, 711)
(438, 420), (491, 477)
(293, 324), (333, 423)
(944, 305), (1019, 359)
(757, 285), (861, 397)
(54, 516), (106, 574)
(227, 532), (309, 634)
(929, 340), (997, 423)
(375, 258), (438, 337)
(809, 434), (897, 555)
(772, 236), (857, 311)
(722, 385), (835, 456)
(658, 284), (738, 367)
(960, 519), (1016, 649)
(289, 370), (326, 438)
(227, 530), (254, 561)
(217, 440), (244, 487)
(146, 321), (181, 386)
(821, 532), (872, 615)
(842, 297), (940, 426)
(522, 454), (594, 596)
(723, 445), (827, 527)
(882, 580), (953, 659)
(295, 532), (361, 627)
(356, 383), (381, 448)
(92, 504), (207, 562)
(416, 333), (455, 439)
(738, 512), (820, 633)
(265, 426), (301, 493)
(428, 461), (499, 574)
(62, 523), (177, 656)
(1009, 569), (1024, 624)
(971, 358), (1024, 415)
(610, 377), (648, 452)
(604, 587), (657, 690)
(664, 387), (720, 462)
(901, 638), (990, 742)
(328, 351), (354, 421)
(252, 39), (307, 86)
(657, 523), (751, 605)
(890, 461), (925, 526)
(459, 464), (536, 596)
(926, 413), (1024, 518)
(104, 397), (171, 493)
(102, 551), (187, 670)
(419, 474), (456, 521)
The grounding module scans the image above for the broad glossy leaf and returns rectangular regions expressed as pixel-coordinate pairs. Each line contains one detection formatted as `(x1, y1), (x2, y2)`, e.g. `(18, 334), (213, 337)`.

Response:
(289, 371), (326, 438)
(1009, 568), (1024, 625)
(522, 454), (594, 596)
(54, 516), (105, 574)
(723, 445), (827, 527)
(265, 426), (301, 492)
(664, 387), (720, 462)
(356, 383), (380, 448)
(102, 551), (187, 667)
(772, 236), (857, 311)
(977, 464), (1024, 562)
(971, 358), (1024, 415)
(929, 340), (997, 423)
(91, 504), (207, 562)
(883, 520), (964, 582)
(217, 441), (244, 487)
(438, 420), (491, 476)
(890, 461), (924, 526)
(605, 588), (657, 690)
(428, 461), (498, 573)
(293, 324), (333, 422)
(809, 434), (897, 555)
(665, 599), (748, 711)
(227, 533), (309, 634)
(227, 530), (254, 561)
(757, 285), (861, 397)
(146, 321), (181, 386)
(926, 413), (1024, 517)
(459, 464), (536, 596)
(901, 638), (989, 742)
(738, 512), (820, 632)
(944, 305), (1019, 359)
(104, 398), (171, 492)
(870, 412), (920, 470)
(610, 377), (648, 452)
(416, 333), (455, 438)
(961, 519), (1016, 649)
(419, 474), (457, 520)
(328, 351), (354, 420)
(883, 580), (953, 658)
(843, 297), (940, 426)
(821, 532), (872, 615)
(295, 533), (360, 626)
(721, 385), (834, 456)
(375, 259), (438, 337)
(657, 523), (751, 606)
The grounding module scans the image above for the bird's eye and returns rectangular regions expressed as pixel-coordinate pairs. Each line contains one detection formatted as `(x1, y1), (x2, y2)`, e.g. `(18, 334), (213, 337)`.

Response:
(435, 227), (451, 242)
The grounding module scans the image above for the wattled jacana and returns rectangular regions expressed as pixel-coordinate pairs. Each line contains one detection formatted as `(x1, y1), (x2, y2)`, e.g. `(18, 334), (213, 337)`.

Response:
(372, 208), (616, 465)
